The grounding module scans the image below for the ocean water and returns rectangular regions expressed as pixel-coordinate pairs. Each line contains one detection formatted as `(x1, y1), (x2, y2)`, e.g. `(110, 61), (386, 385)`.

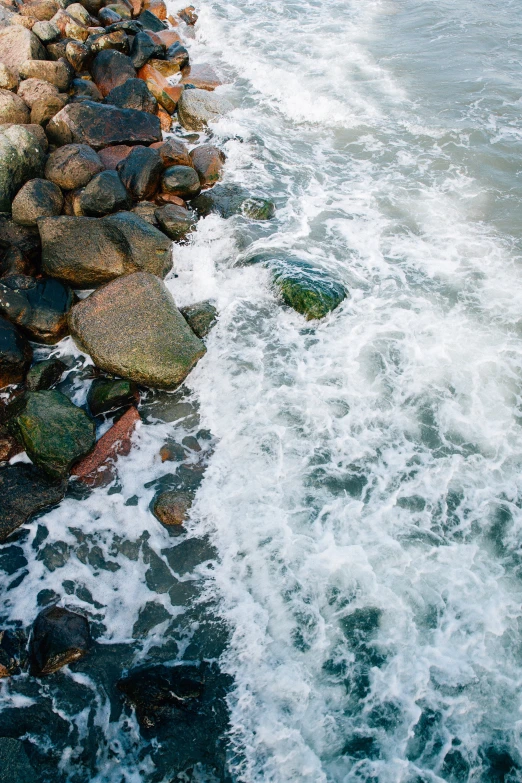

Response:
(2, 0), (522, 781)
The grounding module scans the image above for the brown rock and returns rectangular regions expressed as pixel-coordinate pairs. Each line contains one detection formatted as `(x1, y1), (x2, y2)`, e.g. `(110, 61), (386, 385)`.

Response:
(88, 28), (129, 56)
(154, 192), (186, 207)
(71, 405), (140, 487)
(137, 62), (182, 113)
(150, 137), (191, 167)
(98, 144), (132, 170)
(130, 199), (157, 225)
(157, 106), (171, 131)
(11, 15), (38, 29)
(129, 0), (142, 16)
(12, 178), (63, 226)
(0, 26), (46, 77)
(91, 49), (136, 97)
(189, 144), (225, 189)
(0, 433), (21, 462)
(20, 0), (59, 21)
(180, 63), (222, 91)
(45, 143), (104, 190)
(142, 0), (166, 20)
(19, 58), (71, 90)
(18, 77), (60, 108)
(152, 488), (192, 527)
(65, 40), (90, 71)
(62, 188), (84, 216)
(0, 63), (18, 91)
(178, 5), (197, 25)
(50, 9), (89, 41)
(30, 94), (67, 126)
(66, 2), (93, 26)
(0, 88), (30, 124)
(153, 29), (180, 47)
(147, 58), (181, 78)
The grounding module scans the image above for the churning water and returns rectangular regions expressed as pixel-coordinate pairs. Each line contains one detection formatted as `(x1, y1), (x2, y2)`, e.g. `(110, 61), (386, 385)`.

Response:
(3, 0), (522, 781)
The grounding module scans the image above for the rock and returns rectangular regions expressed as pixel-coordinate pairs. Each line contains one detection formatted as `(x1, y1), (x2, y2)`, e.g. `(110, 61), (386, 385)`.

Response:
(152, 488), (192, 527)
(77, 169), (131, 216)
(0, 463), (65, 542)
(16, 390), (95, 478)
(0, 431), (21, 462)
(17, 77), (60, 109)
(19, 58), (70, 91)
(153, 28), (180, 47)
(32, 19), (61, 43)
(154, 203), (194, 241)
(68, 77), (102, 103)
(65, 2), (92, 26)
(98, 143), (131, 169)
(147, 57), (180, 79)
(0, 27), (46, 77)
(137, 62), (182, 114)
(0, 246), (33, 278)
(104, 2), (131, 19)
(12, 178), (63, 227)
(0, 212), (41, 266)
(69, 272), (206, 389)
(0, 316), (32, 387)
(44, 143), (104, 190)
(180, 300), (217, 338)
(12, 16), (39, 31)
(20, 0), (58, 21)
(50, 9), (89, 41)
(117, 144), (162, 200)
(104, 19), (143, 35)
(0, 630), (27, 678)
(98, 6), (122, 25)
(190, 183), (249, 219)
(29, 605), (91, 675)
(180, 62), (221, 91)
(105, 77), (156, 113)
(46, 100), (162, 149)
(87, 377), (137, 416)
(272, 261), (347, 320)
(82, 0), (104, 14)
(137, 8), (166, 32)
(30, 94), (67, 126)
(131, 199), (158, 225)
(46, 39), (69, 61)
(178, 5), (197, 24)
(87, 28), (130, 56)
(64, 39), (90, 71)
(161, 165), (200, 199)
(71, 404), (139, 487)
(189, 144), (225, 189)
(0, 4), (15, 27)
(177, 87), (233, 131)
(0, 63), (18, 91)
(142, 0), (166, 20)
(0, 738), (35, 783)
(242, 196), (276, 220)
(155, 192), (187, 207)
(0, 275), (73, 343)
(150, 137), (191, 167)
(130, 29), (164, 68)
(91, 49), (135, 97)
(165, 42), (189, 72)
(26, 357), (66, 391)
(0, 88), (30, 124)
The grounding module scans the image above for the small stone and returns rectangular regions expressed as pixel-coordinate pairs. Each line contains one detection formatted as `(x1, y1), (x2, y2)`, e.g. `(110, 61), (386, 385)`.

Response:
(29, 605), (91, 675)
(0, 629), (27, 678)
(77, 169), (131, 216)
(87, 377), (137, 416)
(177, 87), (233, 131)
(273, 261), (347, 320)
(68, 77), (103, 103)
(65, 39), (90, 71)
(0, 88), (30, 124)
(0, 63), (18, 91)
(0, 276), (72, 343)
(0, 463), (65, 542)
(180, 63), (221, 91)
(19, 58), (70, 90)
(242, 196), (276, 220)
(0, 316), (32, 388)
(98, 143), (132, 169)
(117, 144), (162, 200)
(30, 94), (67, 126)
(91, 48), (135, 97)
(189, 144), (225, 189)
(44, 143), (104, 189)
(0, 26), (46, 77)
(26, 357), (66, 391)
(180, 300), (217, 338)
(105, 77), (157, 113)
(0, 737), (35, 782)
(130, 29), (164, 69)
(152, 488), (192, 527)
(161, 164), (200, 199)
(154, 203), (194, 241)
(157, 106), (171, 131)
(32, 19), (61, 43)
(17, 77), (60, 108)
(137, 8), (166, 32)
(178, 5), (197, 25)
(12, 178), (63, 227)
(150, 137), (191, 167)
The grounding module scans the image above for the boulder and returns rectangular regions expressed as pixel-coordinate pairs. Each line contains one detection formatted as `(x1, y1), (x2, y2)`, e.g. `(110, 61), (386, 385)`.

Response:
(71, 404), (139, 487)
(0, 463), (65, 542)
(177, 87), (233, 131)
(105, 77), (157, 113)
(0, 275), (73, 343)
(0, 738), (35, 783)
(15, 390), (95, 478)
(0, 26), (46, 76)
(0, 317), (32, 387)
(44, 143), (104, 190)
(0, 629), (27, 678)
(154, 203), (194, 241)
(47, 39), (69, 61)
(0, 89), (30, 124)
(98, 143), (132, 169)
(0, 64), (18, 91)
(20, 0), (59, 21)
(12, 178), (63, 227)
(68, 77), (103, 103)
(150, 137), (191, 167)
(272, 261), (347, 320)
(161, 164), (200, 199)
(189, 144), (225, 189)
(91, 49), (136, 97)
(191, 183), (249, 219)
(137, 8), (166, 32)
(117, 144), (162, 200)
(26, 357), (66, 391)
(17, 77), (60, 108)
(77, 169), (131, 216)
(152, 488), (192, 527)
(19, 59), (70, 91)
(69, 272), (206, 389)
(46, 100), (162, 149)
(65, 39), (90, 71)
(180, 62), (221, 91)
(165, 41), (189, 72)
(0, 431), (22, 463)
(131, 199), (158, 225)
(130, 30), (164, 69)
(29, 605), (91, 676)
(153, 29), (180, 47)
(180, 300), (217, 338)
(137, 62), (182, 113)
(0, 213), (41, 266)
(147, 57), (181, 79)
(154, 192), (187, 207)
(142, 0), (166, 20)
(87, 377), (138, 416)
(50, 9), (89, 41)
(30, 94), (67, 126)
(32, 19), (61, 43)
(65, 2), (92, 26)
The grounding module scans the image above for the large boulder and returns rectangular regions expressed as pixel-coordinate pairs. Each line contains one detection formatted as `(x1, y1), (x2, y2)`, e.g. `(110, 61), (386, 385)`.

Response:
(44, 143), (104, 190)
(177, 87), (233, 131)
(0, 317), (32, 388)
(150, 137), (191, 167)
(69, 272), (206, 389)
(19, 58), (71, 91)
(272, 261), (347, 320)
(105, 77), (157, 113)
(0, 26), (46, 77)
(40, 212), (172, 287)
(91, 49), (136, 97)
(137, 62), (182, 114)
(190, 144), (225, 189)
(0, 275), (73, 344)
(15, 390), (96, 478)
(77, 169), (132, 216)
(117, 145), (163, 200)
(0, 89), (30, 124)
(0, 125), (46, 212)
(46, 100), (162, 149)
(29, 605), (91, 676)
(12, 178), (63, 227)
(0, 463), (65, 543)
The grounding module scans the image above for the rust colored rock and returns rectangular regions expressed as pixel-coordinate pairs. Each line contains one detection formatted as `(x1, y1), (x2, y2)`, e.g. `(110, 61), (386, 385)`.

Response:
(142, 0), (166, 20)
(152, 488), (192, 527)
(71, 405), (140, 487)
(50, 8), (89, 41)
(137, 62), (182, 113)
(180, 63), (222, 91)
(154, 29), (180, 47)
(150, 137), (191, 167)
(91, 49), (136, 97)
(98, 144), (133, 170)
(189, 144), (225, 189)
(178, 5), (197, 25)
(147, 58), (181, 78)
(154, 192), (186, 207)
(65, 40), (90, 71)
(157, 106), (171, 131)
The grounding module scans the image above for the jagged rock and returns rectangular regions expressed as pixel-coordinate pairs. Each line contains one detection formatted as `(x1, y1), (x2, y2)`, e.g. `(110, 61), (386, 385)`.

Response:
(87, 28), (130, 56)
(0, 630), (27, 678)
(152, 488), (192, 527)
(105, 77), (157, 113)
(98, 6), (122, 25)
(65, 39), (89, 71)
(19, 58), (70, 90)
(71, 404), (139, 486)
(165, 41), (189, 72)
(69, 272), (206, 389)
(12, 179), (63, 227)
(0, 317), (32, 387)
(0, 275), (73, 343)
(150, 137), (191, 167)
(177, 87), (233, 131)
(16, 390), (95, 478)
(0, 463), (65, 542)
(87, 377), (137, 416)
(180, 62), (221, 91)
(189, 144), (225, 189)
(65, 2), (92, 26)
(154, 203), (194, 241)
(98, 143), (132, 169)
(273, 261), (347, 320)
(77, 169), (131, 216)
(91, 49), (135, 97)
(161, 164), (200, 199)
(29, 605), (91, 675)
(26, 357), (66, 391)
(44, 143), (104, 190)
(30, 94), (67, 126)
(32, 19), (61, 43)
(130, 30), (164, 68)
(137, 8), (166, 31)
(180, 300), (217, 338)
(117, 145), (162, 200)
(46, 100), (162, 149)
(0, 26), (46, 76)
(50, 9), (89, 42)
(0, 738), (35, 782)
(0, 89), (30, 124)
(0, 64), (18, 91)
(17, 77), (60, 108)
(178, 5), (197, 24)
(68, 78), (103, 104)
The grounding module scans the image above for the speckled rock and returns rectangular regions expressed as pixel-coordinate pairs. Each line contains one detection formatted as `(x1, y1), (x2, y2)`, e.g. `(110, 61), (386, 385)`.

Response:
(0, 27), (46, 77)
(12, 178), (63, 227)
(0, 89), (30, 124)
(44, 143), (104, 190)
(177, 87), (233, 131)
(0, 125), (46, 213)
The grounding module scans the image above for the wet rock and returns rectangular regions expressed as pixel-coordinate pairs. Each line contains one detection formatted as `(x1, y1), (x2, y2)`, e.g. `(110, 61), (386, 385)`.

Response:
(0, 463), (65, 542)
(50, 9), (89, 41)
(0, 89), (30, 124)
(0, 317), (32, 388)
(104, 2), (132, 19)
(161, 165), (200, 199)
(91, 49), (135, 97)
(69, 272), (206, 389)
(0, 431), (21, 462)
(19, 58), (70, 91)
(29, 605), (91, 675)
(0, 737), (35, 783)
(77, 169), (131, 216)
(32, 19), (61, 43)
(164, 42), (189, 72)
(0, 26), (46, 77)
(242, 196), (276, 220)
(190, 182), (249, 219)
(147, 57), (180, 79)
(137, 62), (182, 113)
(131, 199), (158, 225)
(17, 77), (61, 109)
(105, 77), (157, 113)
(98, 143), (132, 169)
(104, 19), (144, 35)
(68, 77), (103, 103)
(142, 0), (166, 20)
(40, 211), (172, 287)
(180, 62), (221, 91)
(15, 390), (95, 478)
(87, 28), (130, 56)
(26, 357), (66, 391)
(71, 404), (140, 487)
(46, 100), (162, 149)
(64, 39), (90, 71)
(150, 137), (191, 167)
(273, 261), (347, 320)
(0, 629), (27, 677)
(177, 87), (233, 131)
(130, 29), (164, 68)
(189, 144), (225, 189)
(154, 191), (187, 207)
(178, 5), (197, 24)
(137, 8), (166, 32)
(117, 144), (162, 200)
(0, 247), (32, 278)
(0, 64), (18, 91)
(180, 300), (217, 338)
(30, 94), (67, 126)
(44, 143), (104, 190)
(87, 377), (138, 416)
(0, 276), (73, 343)
(12, 179), (63, 227)
(0, 214), (41, 267)
(152, 488), (192, 528)
(154, 203), (194, 241)
(20, 0), (58, 21)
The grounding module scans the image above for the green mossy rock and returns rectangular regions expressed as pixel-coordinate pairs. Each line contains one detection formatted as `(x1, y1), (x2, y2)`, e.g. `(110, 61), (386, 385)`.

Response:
(26, 358), (66, 391)
(16, 390), (95, 479)
(87, 378), (137, 417)
(242, 197), (275, 221)
(273, 262), (347, 320)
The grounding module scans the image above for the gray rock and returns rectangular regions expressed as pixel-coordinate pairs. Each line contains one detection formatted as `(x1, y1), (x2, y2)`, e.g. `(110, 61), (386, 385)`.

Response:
(180, 300), (217, 338)
(32, 20), (61, 43)
(177, 87), (233, 131)
(0, 737), (35, 783)
(17, 77), (60, 109)
(0, 125), (46, 213)
(78, 169), (131, 216)
(0, 88), (30, 124)
(29, 604), (92, 675)
(0, 275), (73, 344)
(44, 143), (104, 190)
(12, 179), (63, 227)
(154, 203), (195, 241)
(0, 26), (46, 77)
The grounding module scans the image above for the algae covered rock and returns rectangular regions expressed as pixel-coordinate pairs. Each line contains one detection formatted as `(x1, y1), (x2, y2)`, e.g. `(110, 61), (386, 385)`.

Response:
(87, 377), (137, 416)
(272, 261), (347, 320)
(243, 196), (275, 220)
(0, 125), (46, 212)
(15, 390), (95, 478)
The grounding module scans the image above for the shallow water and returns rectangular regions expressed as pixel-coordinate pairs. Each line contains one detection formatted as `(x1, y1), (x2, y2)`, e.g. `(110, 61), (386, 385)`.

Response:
(3, 0), (522, 781)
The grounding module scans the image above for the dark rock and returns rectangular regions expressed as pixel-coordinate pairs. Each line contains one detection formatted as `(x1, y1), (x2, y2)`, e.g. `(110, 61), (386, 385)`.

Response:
(69, 272), (206, 389)
(0, 125), (46, 213)
(105, 77), (157, 113)
(40, 212), (172, 287)
(0, 215), (41, 268)
(0, 738), (35, 783)
(98, 6), (121, 25)
(0, 317), (32, 388)
(180, 300), (217, 338)
(30, 94), (67, 126)
(12, 179), (63, 227)
(87, 28), (130, 56)
(77, 169), (131, 216)
(46, 100), (162, 149)
(87, 377), (137, 416)
(68, 77), (102, 103)
(98, 143), (132, 170)
(118, 662), (205, 726)
(71, 404), (139, 487)
(273, 261), (347, 320)
(0, 88), (30, 125)
(189, 144), (225, 189)
(0, 276), (73, 344)
(178, 5), (197, 24)
(26, 358), (66, 391)
(150, 137), (191, 167)
(104, 20), (144, 35)
(44, 143), (104, 190)
(117, 145), (162, 200)
(154, 203), (194, 241)
(243, 196), (276, 220)
(130, 30), (164, 69)
(137, 9), (166, 31)
(165, 41), (189, 71)
(81, 0), (103, 15)
(161, 165), (200, 199)
(152, 488), (192, 527)
(0, 247), (33, 279)
(0, 463), (65, 543)
(65, 40), (90, 71)
(29, 605), (91, 675)
(137, 62), (182, 114)
(191, 183), (249, 219)
(91, 49), (136, 97)
(131, 199), (158, 225)
(47, 39), (70, 62)
(0, 629), (27, 677)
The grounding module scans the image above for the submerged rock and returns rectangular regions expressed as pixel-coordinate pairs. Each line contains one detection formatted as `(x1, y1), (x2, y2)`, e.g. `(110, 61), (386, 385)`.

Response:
(191, 183), (248, 219)
(0, 629), (27, 677)
(152, 488), (192, 528)
(243, 196), (275, 220)
(29, 605), (91, 675)
(177, 87), (233, 131)
(273, 261), (347, 320)
(0, 317), (32, 388)
(0, 276), (73, 344)
(0, 125), (46, 213)
(180, 300), (217, 338)
(69, 272), (206, 389)
(87, 377), (138, 416)
(154, 203), (195, 241)
(0, 737), (35, 783)
(25, 357), (66, 391)
(12, 179), (63, 227)
(0, 463), (65, 543)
